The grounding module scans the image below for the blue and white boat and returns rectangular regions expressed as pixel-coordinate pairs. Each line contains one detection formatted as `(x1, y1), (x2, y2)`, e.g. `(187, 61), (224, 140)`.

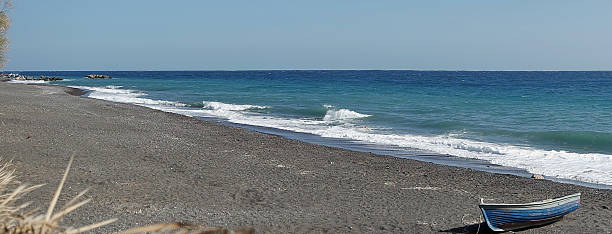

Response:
(479, 193), (581, 232)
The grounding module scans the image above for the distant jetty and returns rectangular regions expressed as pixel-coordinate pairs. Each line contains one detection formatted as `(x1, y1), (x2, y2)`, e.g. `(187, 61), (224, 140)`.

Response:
(85, 74), (111, 79)
(0, 73), (63, 81)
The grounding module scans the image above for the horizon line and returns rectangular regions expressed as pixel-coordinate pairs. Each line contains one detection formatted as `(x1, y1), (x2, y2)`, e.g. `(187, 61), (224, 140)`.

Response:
(4, 69), (612, 72)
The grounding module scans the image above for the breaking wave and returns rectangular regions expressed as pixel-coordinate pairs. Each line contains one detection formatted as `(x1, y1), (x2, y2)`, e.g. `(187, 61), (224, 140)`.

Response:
(323, 108), (371, 121)
(202, 101), (267, 111)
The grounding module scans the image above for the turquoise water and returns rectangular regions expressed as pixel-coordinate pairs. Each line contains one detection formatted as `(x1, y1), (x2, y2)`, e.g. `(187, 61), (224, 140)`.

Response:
(14, 70), (612, 186)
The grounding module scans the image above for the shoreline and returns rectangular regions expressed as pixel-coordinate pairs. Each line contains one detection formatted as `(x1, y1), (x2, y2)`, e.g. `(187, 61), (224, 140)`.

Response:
(57, 82), (612, 190)
(1, 82), (611, 233)
(7, 72), (612, 188)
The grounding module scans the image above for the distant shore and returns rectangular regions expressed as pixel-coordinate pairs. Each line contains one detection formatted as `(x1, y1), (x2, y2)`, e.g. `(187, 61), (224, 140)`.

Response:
(1, 82), (610, 233)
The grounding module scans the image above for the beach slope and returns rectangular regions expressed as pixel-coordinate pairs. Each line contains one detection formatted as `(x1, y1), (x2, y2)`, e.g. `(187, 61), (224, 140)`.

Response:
(0, 82), (610, 233)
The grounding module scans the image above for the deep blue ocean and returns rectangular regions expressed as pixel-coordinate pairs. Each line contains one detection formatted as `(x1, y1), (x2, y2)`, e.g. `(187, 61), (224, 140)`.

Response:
(11, 70), (612, 186)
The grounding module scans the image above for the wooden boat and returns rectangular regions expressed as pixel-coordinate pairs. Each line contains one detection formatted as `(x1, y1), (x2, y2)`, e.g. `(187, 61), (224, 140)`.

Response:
(479, 193), (581, 232)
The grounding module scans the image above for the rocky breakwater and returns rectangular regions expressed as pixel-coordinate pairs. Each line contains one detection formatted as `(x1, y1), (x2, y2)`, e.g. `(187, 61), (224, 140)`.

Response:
(85, 74), (111, 79)
(38, 75), (64, 81)
(0, 73), (63, 81)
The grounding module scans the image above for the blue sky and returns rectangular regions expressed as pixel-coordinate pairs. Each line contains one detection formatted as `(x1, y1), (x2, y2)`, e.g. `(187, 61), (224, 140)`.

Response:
(5, 0), (612, 70)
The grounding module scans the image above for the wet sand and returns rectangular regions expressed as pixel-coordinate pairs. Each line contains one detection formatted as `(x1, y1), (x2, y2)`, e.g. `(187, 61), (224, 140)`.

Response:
(0, 82), (610, 233)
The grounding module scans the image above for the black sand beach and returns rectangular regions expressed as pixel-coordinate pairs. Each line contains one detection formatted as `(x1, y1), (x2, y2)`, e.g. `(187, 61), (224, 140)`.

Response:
(0, 82), (610, 233)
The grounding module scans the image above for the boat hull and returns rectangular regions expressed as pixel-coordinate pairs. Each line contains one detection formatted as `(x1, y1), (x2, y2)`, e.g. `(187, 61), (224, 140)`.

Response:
(479, 193), (581, 232)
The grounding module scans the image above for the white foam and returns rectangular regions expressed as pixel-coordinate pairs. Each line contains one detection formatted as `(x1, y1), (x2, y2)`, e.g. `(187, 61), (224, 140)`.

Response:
(73, 85), (612, 185)
(310, 128), (612, 185)
(202, 101), (267, 111)
(323, 109), (371, 121)
(8, 80), (47, 84)
(70, 86), (185, 107)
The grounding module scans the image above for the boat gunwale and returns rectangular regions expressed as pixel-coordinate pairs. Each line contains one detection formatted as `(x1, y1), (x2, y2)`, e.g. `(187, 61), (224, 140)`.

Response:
(479, 193), (580, 208)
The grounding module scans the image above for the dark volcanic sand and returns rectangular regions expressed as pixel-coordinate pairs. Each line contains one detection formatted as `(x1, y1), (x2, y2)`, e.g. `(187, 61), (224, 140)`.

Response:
(0, 82), (610, 233)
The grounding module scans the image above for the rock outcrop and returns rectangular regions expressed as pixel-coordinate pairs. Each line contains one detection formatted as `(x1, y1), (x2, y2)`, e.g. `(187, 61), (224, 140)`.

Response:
(0, 73), (63, 81)
(39, 75), (64, 81)
(85, 74), (111, 79)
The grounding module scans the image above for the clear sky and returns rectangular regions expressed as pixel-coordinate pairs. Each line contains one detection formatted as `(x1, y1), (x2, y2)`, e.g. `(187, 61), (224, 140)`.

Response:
(5, 0), (612, 71)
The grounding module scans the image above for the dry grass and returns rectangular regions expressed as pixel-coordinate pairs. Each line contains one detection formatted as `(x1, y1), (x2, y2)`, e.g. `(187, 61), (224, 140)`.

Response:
(0, 155), (116, 233)
(0, 156), (255, 234)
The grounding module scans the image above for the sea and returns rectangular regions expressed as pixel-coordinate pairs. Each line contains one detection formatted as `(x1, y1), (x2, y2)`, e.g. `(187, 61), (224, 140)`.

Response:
(10, 70), (612, 188)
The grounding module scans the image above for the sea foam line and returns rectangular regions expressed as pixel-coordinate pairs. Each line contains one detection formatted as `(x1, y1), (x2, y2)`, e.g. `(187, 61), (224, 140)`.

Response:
(8, 80), (47, 84)
(70, 85), (186, 107)
(73, 85), (612, 185)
